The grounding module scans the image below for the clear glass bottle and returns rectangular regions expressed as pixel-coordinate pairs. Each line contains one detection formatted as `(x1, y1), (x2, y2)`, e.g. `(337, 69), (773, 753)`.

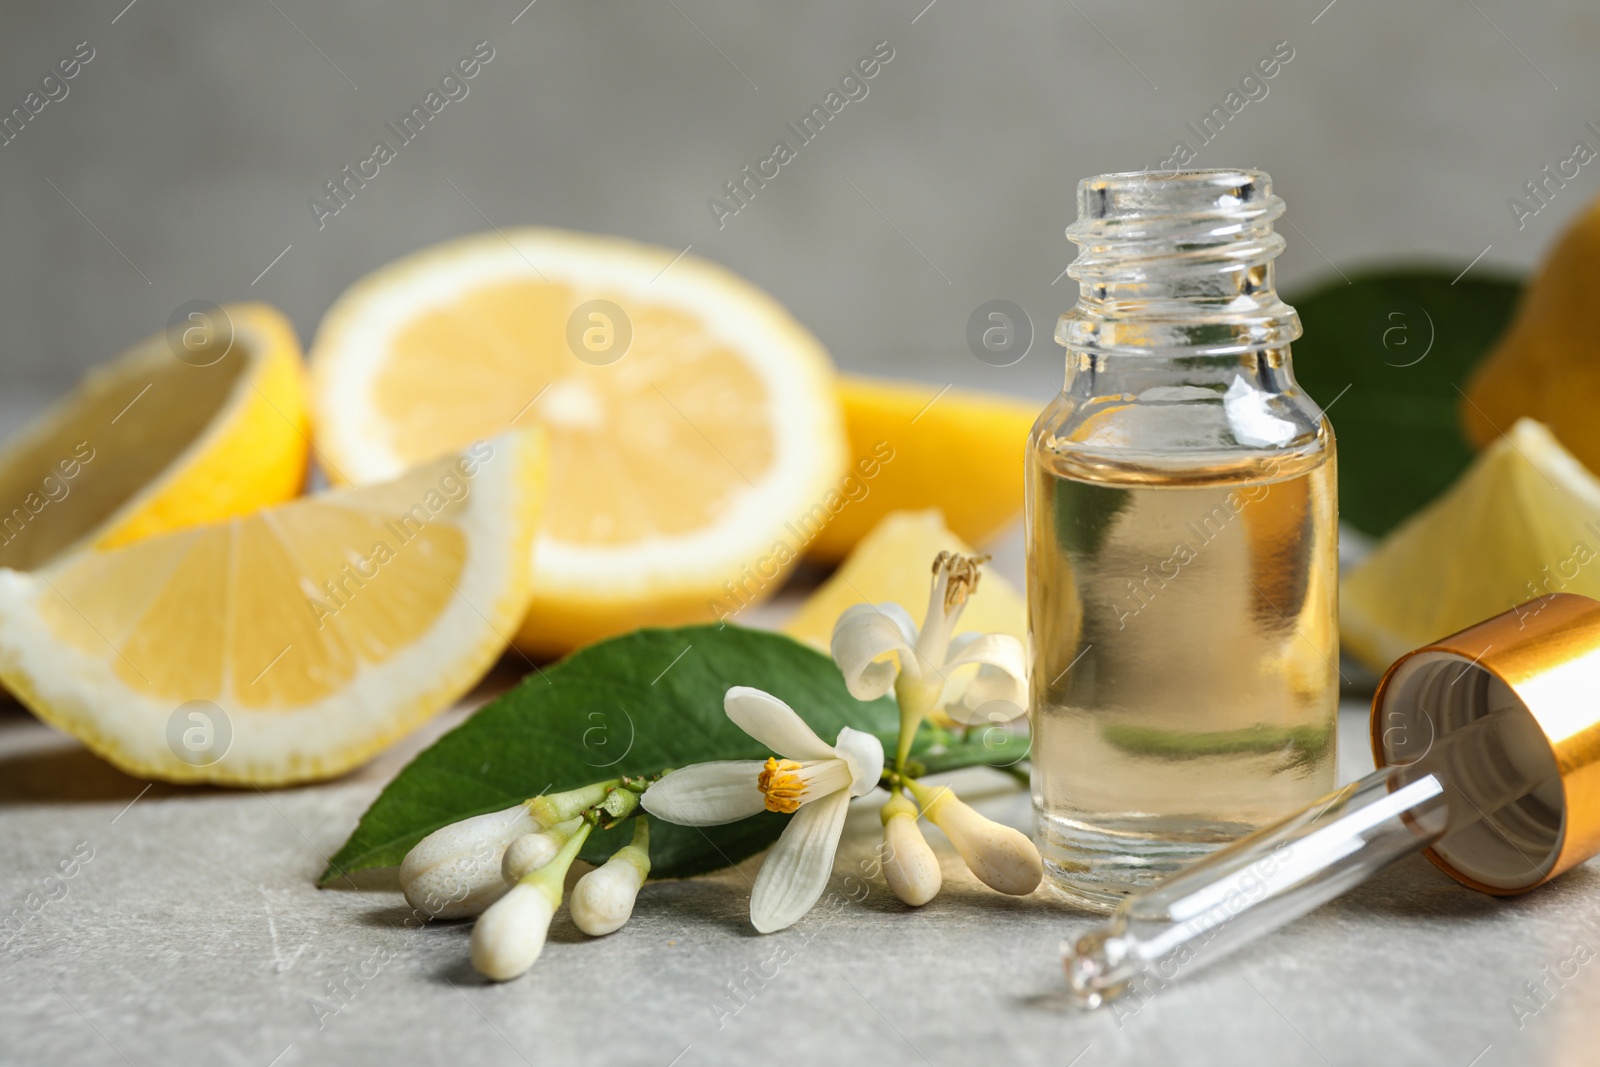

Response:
(1026, 169), (1339, 910)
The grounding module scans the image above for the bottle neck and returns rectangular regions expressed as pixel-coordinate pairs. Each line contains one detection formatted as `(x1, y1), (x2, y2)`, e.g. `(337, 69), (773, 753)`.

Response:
(1057, 169), (1301, 361)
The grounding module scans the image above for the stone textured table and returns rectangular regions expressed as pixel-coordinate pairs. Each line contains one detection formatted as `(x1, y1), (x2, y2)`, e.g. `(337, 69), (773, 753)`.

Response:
(5, 557), (1599, 1067)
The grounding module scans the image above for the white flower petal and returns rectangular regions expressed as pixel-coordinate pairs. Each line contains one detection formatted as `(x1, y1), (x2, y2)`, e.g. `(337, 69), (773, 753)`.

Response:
(847, 600), (920, 645)
(943, 632), (1026, 674)
(724, 687), (835, 762)
(641, 761), (768, 825)
(940, 633), (1028, 725)
(830, 603), (920, 701)
(832, 727), (886, 797)
(749, 789), (851, 933)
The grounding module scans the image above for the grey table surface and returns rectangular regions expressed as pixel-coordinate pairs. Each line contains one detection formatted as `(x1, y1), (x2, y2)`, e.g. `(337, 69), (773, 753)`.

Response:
(3, 519), (1599, 1067)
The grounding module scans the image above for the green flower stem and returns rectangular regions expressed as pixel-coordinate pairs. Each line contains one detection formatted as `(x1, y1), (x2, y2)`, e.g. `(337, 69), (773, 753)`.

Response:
(596, 785), (641, 825)
(526, 780), (620, 827)
(878, 730), (1031, 794)
(609, 817), (652, 881)
(520, 820), (594, 908)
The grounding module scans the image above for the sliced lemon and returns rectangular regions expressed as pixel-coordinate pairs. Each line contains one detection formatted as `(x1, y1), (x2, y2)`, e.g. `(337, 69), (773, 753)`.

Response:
(0, 303), (308, 572)
(807, 376), (1036, 562)
(0, 429), (546, 785)
(1462, 192), (1600, 472)
(784, 509), (1026, 651)
(308, 229), (847, 656)
(1342, 419), (1600, 672)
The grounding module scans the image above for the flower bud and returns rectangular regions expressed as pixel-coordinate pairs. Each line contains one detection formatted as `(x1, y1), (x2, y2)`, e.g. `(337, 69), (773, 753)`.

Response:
(571, 819), (650, 936)
(880, 793), (941, 907)
(911, 781), (1041, 896)
(502, 818), (584, 882)
(470, 883), (555, 981)
(471, 820), (593, 981)
(400, 804), (539, 920)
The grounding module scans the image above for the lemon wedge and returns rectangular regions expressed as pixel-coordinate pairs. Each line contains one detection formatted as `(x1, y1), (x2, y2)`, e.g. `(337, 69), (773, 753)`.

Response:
(308, 229), (847, 656)
(807, 377), (1036, 562)
(1342, 419), (1600, 672)
(0, 303), (308, 571)
(785, 509), (1025, 651)
(0, 429), (546, 785)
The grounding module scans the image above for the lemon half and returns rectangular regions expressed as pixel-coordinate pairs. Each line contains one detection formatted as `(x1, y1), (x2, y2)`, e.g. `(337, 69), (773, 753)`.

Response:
(308, 229), (847, 656)
(0, 429), (546, 785)
(0, 303), (308, 571)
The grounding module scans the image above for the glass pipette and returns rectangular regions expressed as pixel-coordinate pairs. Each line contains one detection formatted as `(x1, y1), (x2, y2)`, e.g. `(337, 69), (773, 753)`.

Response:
(1062, 704), (1559, 1006)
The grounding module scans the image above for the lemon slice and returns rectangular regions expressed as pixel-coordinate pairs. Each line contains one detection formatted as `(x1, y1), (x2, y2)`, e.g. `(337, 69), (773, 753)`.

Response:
(308, 229), (847, 656)
(0, 429), (546, 785)
(1342, 419), (1600, 672)
(0, 303), (308, 571)
(808, 377), (1037, 561)
(784, 509), (1025, 651)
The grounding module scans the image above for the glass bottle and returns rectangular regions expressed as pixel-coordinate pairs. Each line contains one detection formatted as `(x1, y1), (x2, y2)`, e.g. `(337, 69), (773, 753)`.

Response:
(1026, 169), (1339, 911)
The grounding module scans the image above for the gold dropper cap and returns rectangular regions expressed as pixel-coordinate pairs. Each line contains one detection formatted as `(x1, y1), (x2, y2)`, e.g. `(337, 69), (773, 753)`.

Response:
(1371, 592), (1600, 895)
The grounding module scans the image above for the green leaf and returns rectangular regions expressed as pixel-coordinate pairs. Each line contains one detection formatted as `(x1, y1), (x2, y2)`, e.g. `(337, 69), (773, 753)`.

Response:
(1287, 267), (1522, 536)
(321, 625), (898, 885)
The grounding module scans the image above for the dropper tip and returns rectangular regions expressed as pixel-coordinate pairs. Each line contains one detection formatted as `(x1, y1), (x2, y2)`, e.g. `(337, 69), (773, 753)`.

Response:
(1061, 928), (1132, 1008)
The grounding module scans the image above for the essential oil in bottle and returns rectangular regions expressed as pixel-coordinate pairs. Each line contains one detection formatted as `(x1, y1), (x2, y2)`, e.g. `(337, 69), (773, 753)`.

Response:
(1026, 169), (1339, 911)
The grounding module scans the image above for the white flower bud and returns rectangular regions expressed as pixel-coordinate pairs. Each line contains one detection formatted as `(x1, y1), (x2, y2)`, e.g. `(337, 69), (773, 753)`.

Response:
(400, 804), (539, 920)
(880, 795), (941, 907)
(916, 785), (1041, 896)
(470, 883), (556, 981)
(571, 859), (645, 935)
(571, 819), (650, 936)
(502, 818), (584, 883)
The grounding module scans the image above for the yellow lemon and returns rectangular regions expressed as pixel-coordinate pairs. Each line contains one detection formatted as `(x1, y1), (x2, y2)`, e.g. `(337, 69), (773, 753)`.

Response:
(806, 376), (1036, 562)
(785, 508), (1025, 651)
(0, 429), (546, 785)
(0, 303), (308, 571)
(1462, 192), (1600, 471)
(307, 229), (847, 657)
(1342, 419), (1600, 673)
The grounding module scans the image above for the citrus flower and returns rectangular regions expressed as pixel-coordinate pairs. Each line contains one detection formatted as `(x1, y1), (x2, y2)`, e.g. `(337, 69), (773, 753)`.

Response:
(641, 686), (885, 933)
(831, 551), (1027, 769)
(571, 818), (651, 936)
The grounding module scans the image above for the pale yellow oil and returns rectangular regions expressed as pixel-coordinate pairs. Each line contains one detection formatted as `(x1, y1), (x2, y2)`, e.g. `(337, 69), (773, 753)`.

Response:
(1027, 444), (1339, 910)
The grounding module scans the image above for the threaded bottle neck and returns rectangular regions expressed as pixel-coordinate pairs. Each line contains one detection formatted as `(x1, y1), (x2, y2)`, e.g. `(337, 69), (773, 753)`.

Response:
(1056, 169), (1301, 358)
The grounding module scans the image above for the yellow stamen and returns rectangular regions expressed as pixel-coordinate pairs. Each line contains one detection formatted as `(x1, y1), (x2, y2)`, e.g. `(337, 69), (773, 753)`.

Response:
(932, 551), (990, 612)
(758, 757), (805, 813)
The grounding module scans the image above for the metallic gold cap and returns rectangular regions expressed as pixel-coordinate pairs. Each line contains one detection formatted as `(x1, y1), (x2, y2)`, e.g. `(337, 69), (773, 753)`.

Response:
(1370, 593), (1600, 895)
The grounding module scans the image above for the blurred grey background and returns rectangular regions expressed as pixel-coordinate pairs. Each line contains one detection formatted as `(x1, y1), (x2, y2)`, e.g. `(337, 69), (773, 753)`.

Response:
(1, 0), (1595, 411)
